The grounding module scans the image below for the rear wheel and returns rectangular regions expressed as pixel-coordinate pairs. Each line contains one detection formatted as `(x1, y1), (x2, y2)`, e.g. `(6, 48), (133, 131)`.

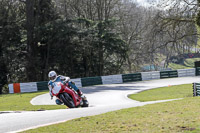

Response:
(60, 93), (75, 108)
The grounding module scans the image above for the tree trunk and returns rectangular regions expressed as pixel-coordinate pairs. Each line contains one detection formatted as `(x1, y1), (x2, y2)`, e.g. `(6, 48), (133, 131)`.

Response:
(42, 43), (50, 81)
(98, 43), (104, 76)
(127, 56), (132, 73)
(26, 0), (37, 81)
(0, 45), (7, 94)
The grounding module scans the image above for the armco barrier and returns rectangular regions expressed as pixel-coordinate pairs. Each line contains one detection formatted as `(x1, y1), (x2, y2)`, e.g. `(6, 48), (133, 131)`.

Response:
(9, 82), (37, 93)
(9, 79), (82, 93)
(101, 74), (123, 84)
(196, 67), (200, 76)
(71, 78), (82, 88)
(177, 68), (195, 77)
(122, 73), (142, 82)
(8, 68), (199, 93)
(37, 81), (48, 91)
(81, 76), (102, 87)
(160, 70), (178, 79)
(193, 83), (200, 96)
(141, 71), (160, 81)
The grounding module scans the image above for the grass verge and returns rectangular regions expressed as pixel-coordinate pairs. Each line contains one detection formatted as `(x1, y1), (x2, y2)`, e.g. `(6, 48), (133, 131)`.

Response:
(168, 63), (191, 70)
(128, 84), (193, 102)
(22, 84), (200, 133)
(168, 58), (200, 70)
(0, 91), (66, 111)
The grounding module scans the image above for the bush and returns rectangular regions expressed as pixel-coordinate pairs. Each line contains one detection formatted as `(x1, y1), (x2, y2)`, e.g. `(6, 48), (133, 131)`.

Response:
(2, 84), (9, 94)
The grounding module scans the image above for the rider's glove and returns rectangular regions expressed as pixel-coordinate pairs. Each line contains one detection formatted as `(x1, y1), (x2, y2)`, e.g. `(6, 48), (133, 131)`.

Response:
(51, 95), (53, 100)
(63, 80), (68, 85)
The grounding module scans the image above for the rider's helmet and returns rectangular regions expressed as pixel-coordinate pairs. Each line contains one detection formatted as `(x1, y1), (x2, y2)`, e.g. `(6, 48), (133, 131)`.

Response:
(48, 71), (57, 82)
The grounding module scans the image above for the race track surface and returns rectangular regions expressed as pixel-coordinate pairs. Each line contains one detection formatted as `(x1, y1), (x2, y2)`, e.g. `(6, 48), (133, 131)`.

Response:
(1, 77), (199, 133)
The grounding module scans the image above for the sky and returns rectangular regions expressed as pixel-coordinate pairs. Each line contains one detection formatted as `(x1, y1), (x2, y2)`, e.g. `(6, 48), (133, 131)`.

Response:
(136, 0), (159, 6)
(136, 0), (197, 9)
(136, 0), (153, 6)
(137, 0), (158, 3)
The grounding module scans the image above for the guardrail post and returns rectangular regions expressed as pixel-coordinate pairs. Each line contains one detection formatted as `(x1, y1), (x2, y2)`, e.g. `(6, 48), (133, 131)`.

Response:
(193, 83), (196, 96)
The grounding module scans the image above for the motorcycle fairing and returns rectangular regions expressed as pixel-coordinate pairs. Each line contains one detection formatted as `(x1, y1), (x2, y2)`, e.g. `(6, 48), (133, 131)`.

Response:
(52, 82), (62, 95)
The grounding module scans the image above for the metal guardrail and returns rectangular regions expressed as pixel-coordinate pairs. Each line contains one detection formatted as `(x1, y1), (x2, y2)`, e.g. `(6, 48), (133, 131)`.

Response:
(9, 68), (198, 93)
(141, 71), (160, 80)
(81, 76), (102, 87)
(196, 67), (200, 76)
(160, 70), (178, 79)
(122, 73), (142, 82)
(193, 83), (200, 96)
(37, 81), (48, 91)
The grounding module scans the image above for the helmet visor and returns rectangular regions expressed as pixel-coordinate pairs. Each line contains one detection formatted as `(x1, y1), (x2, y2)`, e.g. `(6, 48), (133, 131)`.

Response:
(50, 75), (56, 81)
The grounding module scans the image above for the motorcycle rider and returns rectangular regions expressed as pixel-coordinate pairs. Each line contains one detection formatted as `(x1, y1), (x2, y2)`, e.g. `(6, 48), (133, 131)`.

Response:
(48, 70), (83, 105)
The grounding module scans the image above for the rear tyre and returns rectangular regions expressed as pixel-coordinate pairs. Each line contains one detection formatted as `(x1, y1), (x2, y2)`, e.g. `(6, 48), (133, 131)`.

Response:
(60, 93), (75, 108)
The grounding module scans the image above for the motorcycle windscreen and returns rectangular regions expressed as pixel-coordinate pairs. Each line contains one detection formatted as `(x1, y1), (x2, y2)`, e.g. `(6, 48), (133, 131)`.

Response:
(52, 82), (62, 95)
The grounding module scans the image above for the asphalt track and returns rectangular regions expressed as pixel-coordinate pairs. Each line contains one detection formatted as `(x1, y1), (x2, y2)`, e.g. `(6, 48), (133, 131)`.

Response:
(1, 77), (200, 133)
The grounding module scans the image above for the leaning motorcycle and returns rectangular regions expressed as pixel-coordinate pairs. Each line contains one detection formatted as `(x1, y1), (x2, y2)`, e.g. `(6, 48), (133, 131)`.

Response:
(51, 81), (89, 108)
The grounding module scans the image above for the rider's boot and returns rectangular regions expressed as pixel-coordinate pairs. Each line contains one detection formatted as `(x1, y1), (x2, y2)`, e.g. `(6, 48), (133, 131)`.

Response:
(56, 99), (63, 105)
(77, 89), (83, 97)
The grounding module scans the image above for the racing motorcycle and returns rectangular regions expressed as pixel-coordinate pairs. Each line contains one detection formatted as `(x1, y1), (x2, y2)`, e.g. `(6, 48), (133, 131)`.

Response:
(51, 81), (89, 108)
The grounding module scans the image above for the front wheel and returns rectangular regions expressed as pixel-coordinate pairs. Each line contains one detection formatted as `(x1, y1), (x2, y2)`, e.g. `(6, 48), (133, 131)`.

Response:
(60, 93), (75, 108)
(81, 96), (89, 107)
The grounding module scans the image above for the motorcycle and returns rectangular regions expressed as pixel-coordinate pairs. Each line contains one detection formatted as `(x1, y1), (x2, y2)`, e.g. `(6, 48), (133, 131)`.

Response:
(51, 81), (89, 108)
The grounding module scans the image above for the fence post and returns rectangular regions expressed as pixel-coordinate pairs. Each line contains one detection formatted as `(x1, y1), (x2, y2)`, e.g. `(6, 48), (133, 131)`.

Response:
(193, 83), (196, 96)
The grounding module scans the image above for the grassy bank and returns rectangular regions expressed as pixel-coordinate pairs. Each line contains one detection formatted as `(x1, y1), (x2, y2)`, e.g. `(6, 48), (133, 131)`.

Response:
(22, 84), (200, 133)
(128, 84), (192, 102)
(0, 91), (66, 111)
(169, 58), (200, 70)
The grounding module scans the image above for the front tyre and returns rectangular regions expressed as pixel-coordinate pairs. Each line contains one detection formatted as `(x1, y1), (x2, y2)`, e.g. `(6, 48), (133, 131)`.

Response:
(60, 93), (75, 108)
(81, 96), (89, 107)
(82, 99), (89, 107)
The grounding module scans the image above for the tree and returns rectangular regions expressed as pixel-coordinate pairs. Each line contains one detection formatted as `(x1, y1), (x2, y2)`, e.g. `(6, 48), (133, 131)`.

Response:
(0, 0), (26, 93)
(154, 0), (198, 68)
(197, 0), (200, 26)
(25, 0), (59, 81)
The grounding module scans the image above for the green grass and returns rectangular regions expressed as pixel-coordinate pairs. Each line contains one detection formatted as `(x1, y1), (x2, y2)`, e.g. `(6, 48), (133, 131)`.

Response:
(23, 98), (200, 133)
(0, 91), (66, 111)
(22, 84), (200, 133)
(128, 84), (192, 102)
(168, 63), (191, 70)
(169, 58), (200, 70)
(185, 58), (200, 67)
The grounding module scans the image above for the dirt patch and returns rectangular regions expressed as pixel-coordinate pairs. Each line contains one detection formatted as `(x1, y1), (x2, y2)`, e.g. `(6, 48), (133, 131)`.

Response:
(177, 126), (196, 131)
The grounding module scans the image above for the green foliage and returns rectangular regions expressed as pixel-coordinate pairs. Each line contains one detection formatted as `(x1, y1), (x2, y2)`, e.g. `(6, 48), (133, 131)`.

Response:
(0, 0), (199, 87)
(0, 61), (7, 94)
(197, 12), (200, 26)
(2, 0), (196, 85)
(0, 0), (26, 93)
(38, 18), (127, 78)
(197, 0), (200, 27)
(0, 0), (127, 84)
(2, 84), (9, 94)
